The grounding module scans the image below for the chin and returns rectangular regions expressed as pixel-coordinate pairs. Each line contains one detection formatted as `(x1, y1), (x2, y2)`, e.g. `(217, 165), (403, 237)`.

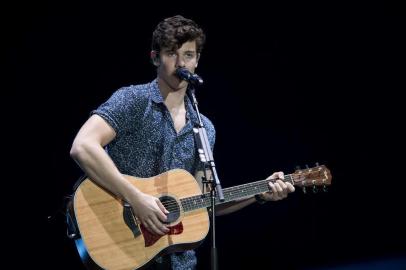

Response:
(171, 79), (188, 91)
(159, 75), (188, 92)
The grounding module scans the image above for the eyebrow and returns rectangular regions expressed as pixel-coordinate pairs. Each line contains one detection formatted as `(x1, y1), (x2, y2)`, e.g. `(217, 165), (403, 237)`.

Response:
(162, 49), (196, 54)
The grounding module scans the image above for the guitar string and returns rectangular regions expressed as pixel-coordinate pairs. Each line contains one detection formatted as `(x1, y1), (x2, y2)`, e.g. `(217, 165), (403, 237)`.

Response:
(156, 175), (301, 211)
(159, 177), (288, 209)
(154, 174), (297, 209)
(160, 181), (270, 208)
(159, 181), (272, 211)
(146, 173), (324, 211)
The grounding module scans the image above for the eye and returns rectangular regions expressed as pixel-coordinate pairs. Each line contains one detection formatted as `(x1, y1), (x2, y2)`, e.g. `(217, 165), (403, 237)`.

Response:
(184, 52), (195, 59)
(166, 52), (176, 57)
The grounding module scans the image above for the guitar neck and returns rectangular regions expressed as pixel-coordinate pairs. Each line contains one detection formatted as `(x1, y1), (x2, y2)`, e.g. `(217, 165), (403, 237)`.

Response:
(180, 174), (295, 212)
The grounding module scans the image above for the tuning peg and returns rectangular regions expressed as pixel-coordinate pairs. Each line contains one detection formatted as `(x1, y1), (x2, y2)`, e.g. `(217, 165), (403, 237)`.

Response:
(295, 165), (301, 170)
(305, 164), (309, 169)
(302, 186), (307, 194)
(315, 162), (319, 166)
(312, 185), (318, 193)
(323, 185), (328, 192)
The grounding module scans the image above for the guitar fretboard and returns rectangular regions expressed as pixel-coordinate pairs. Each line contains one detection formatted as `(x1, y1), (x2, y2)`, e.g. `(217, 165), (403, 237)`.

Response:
(180, 174), (294, 212)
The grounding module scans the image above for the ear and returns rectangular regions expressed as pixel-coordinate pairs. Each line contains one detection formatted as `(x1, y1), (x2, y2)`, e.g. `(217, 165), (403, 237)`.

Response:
(150, 50), (160, 66)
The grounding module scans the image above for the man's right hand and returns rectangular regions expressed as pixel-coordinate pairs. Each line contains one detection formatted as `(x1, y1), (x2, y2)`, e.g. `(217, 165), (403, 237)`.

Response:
(130, 192), (170, 236)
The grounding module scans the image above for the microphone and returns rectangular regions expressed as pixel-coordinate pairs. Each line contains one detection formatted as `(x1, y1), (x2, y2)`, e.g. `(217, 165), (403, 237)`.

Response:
(175, 67), (204, 86)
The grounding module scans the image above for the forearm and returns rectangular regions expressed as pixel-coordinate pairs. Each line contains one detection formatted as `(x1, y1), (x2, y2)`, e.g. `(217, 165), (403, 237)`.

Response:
(215, 196), (256, 216)
(70, 142), (140, 202)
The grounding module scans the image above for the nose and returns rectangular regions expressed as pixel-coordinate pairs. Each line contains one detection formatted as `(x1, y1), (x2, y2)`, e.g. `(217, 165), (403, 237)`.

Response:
(175, 55), (186, 68)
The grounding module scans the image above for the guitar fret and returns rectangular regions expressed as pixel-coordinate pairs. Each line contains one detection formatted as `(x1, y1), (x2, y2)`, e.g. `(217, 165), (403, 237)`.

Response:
(181, 195), (211, 211)
(181, 174), (295, 212)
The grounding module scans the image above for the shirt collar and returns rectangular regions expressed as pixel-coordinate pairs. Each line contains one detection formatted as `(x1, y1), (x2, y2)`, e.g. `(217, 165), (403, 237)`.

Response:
(150, 79), (164, 104)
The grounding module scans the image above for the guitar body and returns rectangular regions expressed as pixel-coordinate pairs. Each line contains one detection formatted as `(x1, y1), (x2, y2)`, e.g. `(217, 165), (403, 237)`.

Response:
(73, 169), (209, 270)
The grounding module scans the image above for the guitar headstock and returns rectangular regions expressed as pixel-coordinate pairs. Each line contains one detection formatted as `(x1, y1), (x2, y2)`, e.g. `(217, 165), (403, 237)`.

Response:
(292, 164), (332, 192)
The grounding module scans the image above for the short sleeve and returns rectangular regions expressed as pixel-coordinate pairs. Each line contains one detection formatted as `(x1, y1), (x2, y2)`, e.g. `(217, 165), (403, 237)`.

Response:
(91, 86), (144, 136)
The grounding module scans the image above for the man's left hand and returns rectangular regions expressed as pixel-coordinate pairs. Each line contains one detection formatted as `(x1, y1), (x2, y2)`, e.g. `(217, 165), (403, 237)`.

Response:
(261, 171), (295, 201)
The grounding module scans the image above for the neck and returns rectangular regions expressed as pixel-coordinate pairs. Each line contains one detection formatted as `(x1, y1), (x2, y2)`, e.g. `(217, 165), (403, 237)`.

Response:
(157, 77), (187, 110)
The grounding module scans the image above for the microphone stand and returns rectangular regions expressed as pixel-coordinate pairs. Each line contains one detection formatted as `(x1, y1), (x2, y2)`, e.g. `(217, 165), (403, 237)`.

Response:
(188, 84), (224, 270)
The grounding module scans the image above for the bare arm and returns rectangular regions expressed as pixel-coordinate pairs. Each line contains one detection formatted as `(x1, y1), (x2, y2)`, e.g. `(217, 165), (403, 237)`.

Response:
(70, 115), (169, 235)
(215, 198), (256, 216)
(70, 115), (135, 199)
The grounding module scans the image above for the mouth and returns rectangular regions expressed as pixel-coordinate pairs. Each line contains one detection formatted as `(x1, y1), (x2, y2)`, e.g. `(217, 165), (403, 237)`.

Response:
(174, 74), (185, 83)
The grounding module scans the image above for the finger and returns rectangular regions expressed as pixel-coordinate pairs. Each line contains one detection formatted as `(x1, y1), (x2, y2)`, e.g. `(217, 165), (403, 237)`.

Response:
(268, 172), (278, 180)
(274, 182), (283, 193)
(276, 180), (288, 197)
(269, 182), (277, 193)
(274, 182), (287, 199)
(157, 199), (170, 215)
(269, 171), (284, 180)
(276, 179), (287, 190)
(286, 182), (295, 192)
(268, 183), (280, 201)
(144, 219), (162, 235)
(267, 172), (278, 180)
(279, 171), (285, 180)
(151, 215), (169, 234)
(147, 218), (166, 235)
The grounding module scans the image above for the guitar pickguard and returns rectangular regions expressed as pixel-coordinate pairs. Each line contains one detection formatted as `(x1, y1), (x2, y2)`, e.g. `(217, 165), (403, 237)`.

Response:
(140, 222), (184, 247)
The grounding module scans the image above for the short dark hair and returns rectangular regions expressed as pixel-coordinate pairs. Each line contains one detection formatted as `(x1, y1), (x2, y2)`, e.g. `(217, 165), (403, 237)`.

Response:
(152, 15), (205, 54)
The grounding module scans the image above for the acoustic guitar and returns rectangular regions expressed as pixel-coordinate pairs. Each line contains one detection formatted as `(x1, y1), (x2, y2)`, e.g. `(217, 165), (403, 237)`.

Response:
(69, 165), (331, 270)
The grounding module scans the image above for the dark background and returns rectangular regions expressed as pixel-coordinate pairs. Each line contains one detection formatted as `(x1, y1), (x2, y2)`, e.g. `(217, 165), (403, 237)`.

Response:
(5, 1), (405, 269)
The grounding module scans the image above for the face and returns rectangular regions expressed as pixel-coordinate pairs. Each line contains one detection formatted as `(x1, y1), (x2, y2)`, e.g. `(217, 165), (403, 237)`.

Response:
(152, 40), (200, 91)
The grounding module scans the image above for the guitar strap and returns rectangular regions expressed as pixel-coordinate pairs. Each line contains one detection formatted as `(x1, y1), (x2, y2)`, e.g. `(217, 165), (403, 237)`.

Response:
(65, 174), (87, 240)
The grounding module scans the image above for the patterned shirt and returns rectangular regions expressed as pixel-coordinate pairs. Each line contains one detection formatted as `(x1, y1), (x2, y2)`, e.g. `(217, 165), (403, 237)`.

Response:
(91, 79), (215, 269)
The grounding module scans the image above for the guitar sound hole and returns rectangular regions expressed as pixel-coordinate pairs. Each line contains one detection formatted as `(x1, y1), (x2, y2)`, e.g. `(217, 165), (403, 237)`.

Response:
(159, 195), (180, 224)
